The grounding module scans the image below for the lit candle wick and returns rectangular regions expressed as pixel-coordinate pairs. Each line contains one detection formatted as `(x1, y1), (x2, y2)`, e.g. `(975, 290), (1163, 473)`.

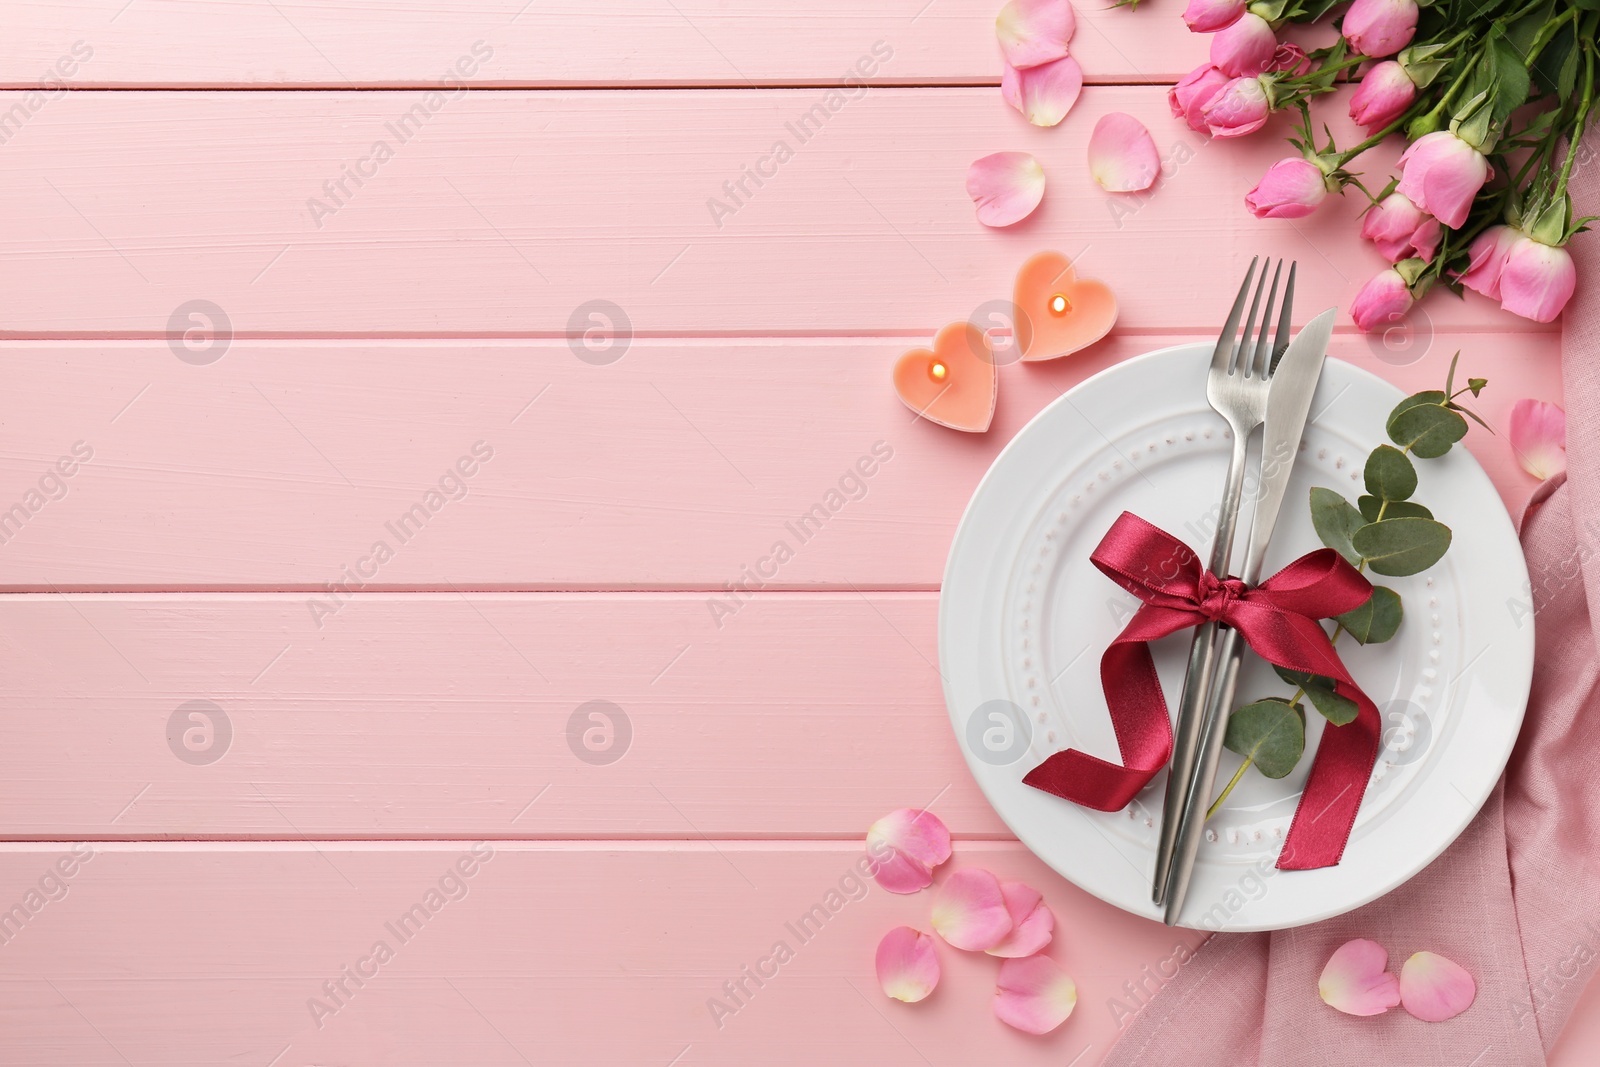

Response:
(1050, 294), (1071, 315)
(929, 361), (948, 382)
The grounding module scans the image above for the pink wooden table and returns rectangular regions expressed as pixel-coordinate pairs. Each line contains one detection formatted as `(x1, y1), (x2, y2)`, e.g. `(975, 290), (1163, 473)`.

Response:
(0, 1), (1588, 1062)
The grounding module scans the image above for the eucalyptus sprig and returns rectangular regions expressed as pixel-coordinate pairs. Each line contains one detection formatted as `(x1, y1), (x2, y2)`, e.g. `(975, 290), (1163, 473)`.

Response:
(1207, 355), (1489, 816)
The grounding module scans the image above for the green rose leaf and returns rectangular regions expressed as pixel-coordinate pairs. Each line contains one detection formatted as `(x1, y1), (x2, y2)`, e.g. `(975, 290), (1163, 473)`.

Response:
(1310, 487), (1365, 565)
(1304, 684), (1359, 726)
(1387, 403), (1468, 459)
(1336, 584), (1404, 644)
(1224, 699), (1306, 779)
(1351, 517), (1453, 577)
(1357, 495), (1433, 523)
(1365, 445), (1418, 502)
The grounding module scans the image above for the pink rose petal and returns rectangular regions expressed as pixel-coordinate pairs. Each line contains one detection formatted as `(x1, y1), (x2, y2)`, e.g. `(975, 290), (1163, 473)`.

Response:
(1509, 398), (1567, 481)
(987, 880), (1055, 957)
(1087, 113), (1160, 193)
(1319, 938), (1401, 1016)
(930, 868), (1013, 951)
(876, 926), (941, 1003)
(967, 151), (1047, 227)
(1001, 54), (1083, 127)
(994, 955), (1078, 1034)
(995, 0), (1077, 70)
(866, 808), (952, 894)
(1400, 951), (1476, 1022)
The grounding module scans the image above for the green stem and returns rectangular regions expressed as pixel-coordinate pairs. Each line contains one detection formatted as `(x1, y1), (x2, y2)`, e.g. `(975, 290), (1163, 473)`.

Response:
(1556, 47), (1596, 201)
(1206, 758), (1254, 820)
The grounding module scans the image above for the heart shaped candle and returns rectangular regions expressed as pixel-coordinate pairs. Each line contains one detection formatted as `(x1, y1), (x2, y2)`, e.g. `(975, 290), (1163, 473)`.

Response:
(1013, 251), (1118, 361)
(892, 322), (997, 432)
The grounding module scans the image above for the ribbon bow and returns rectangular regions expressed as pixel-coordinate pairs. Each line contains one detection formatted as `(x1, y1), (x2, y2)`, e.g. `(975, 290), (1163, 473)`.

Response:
(1022, 511), (1382, 871)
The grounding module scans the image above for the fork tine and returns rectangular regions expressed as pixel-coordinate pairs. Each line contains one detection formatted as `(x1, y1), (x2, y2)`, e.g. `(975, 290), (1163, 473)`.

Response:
(1233, 257), (1270, 374)
(1211, 257), (1258, 374)
(1269, 262), (1297, 374)
(1251, 261), (1282, 379)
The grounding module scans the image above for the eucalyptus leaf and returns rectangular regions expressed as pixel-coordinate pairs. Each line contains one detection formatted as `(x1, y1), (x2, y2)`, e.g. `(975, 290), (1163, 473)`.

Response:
(1467, 378), (1488, 397)
(1388, 390), (1447, 425)
(1337, 585), (1404, 644)
(1388, 402), (1468, 458)
(1272, 664), (1326, 690)
(1358, 495), (1433, 523)
(1365, 445), (1418, 502)
(1223, 699), (1306, 779)
(1351, 517), (1453, 577)
(1310, 487), (1365, 565)
(1305, 684), (1359, 726)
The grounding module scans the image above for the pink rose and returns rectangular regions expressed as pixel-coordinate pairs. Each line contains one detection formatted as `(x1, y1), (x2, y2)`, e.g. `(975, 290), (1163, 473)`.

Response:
(1200, 76), (1271, 138)
(1168, 63), (1230, 132)
(1210, 13), (1278, 77)
(1350, 268), (1416, 333)
(1396, 130), (1490, 228)
(1500, 236), (1578, 323)
(1342, 0), (1418, 57)
(1183, 0), (1248, 32)
(1245, 157), (1331, 219)
(1360, 192), (1440, 263)
(1349, 61), (1416, 130)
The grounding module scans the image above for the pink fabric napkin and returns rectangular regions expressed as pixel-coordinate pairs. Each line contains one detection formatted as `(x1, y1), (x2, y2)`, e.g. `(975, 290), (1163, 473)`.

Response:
(1104, 131), (1600, 1067)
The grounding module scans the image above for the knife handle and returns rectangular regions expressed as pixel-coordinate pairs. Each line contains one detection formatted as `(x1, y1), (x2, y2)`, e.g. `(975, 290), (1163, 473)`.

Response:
(1152, 620), (1219, 905)
(1162, 625), (1247, 925)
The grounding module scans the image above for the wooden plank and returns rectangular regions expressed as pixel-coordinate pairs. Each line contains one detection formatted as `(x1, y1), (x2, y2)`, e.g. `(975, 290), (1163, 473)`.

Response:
(0, 333), (1557, 589)
(0, 843), (1202, 1065)
(3, 0), (1195, 89)
(0, 591), (1009, 838)
(0, 86), (1545, 336)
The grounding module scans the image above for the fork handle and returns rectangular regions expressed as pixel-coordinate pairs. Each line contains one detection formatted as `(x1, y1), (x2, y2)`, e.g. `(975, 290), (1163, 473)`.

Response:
(1152, 427), (1250, 904)
(1162, 625), (1247, 924)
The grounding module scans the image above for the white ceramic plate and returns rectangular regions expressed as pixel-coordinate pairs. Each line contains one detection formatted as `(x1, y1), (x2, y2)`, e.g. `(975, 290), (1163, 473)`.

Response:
(940, 344), (1532, 931)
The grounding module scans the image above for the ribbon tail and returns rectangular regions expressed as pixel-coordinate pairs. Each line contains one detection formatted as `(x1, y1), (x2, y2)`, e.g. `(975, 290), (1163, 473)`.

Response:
(1023, 612), (1187, 812)
(1276, 681), (1381, 871)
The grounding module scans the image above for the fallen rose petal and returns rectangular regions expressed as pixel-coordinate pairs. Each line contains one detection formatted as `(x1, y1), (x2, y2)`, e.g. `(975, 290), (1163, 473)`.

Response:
(996, 0), (1076, 69)
(994, 955), (1078, 1034)
(876, 926), (941, 1003)
(1399, 951), (1476, 1022)
(1088, 113), (1160, 192)
(987, 881), (1055, 957)
(931, 868), (1013, 951)
(1319, 938), (1401, 1016)
(967, 151), (1047, 227)
(1001, 54), (1083, 127)
(866, 808), (952, 894)
(1509, 399), (1567, 481)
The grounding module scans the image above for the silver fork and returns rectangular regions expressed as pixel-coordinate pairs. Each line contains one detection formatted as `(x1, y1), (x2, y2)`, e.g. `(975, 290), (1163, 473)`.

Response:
(1152, 257), (1292, 905)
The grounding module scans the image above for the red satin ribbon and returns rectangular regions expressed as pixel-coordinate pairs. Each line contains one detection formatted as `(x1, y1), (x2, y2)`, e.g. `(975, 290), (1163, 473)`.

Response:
(1022, 511), (1381, 871)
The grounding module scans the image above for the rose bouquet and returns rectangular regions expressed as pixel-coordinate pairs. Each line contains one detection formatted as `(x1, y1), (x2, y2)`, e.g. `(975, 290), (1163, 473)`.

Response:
(1161, 0), (1597, 328)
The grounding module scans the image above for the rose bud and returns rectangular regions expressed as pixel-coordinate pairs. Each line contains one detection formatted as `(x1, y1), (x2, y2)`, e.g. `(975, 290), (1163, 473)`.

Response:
(1360, 192), (1441, 262)
(1396, 130), (1490, 228)
(1200, 75), (1272, 138)
(1342, 0), (1418, 57)
(1210, 13), (1278, 77)
(1499, 235), (1578, 323)
(1350, 268), (1417, 333)
(1349, 61), (1417, 130)
(1168, 63), (1230, 132)
(1245, 156), (1334, 219)
(1183, 0), (1248, 32)
(1458, 224), (1520, 300)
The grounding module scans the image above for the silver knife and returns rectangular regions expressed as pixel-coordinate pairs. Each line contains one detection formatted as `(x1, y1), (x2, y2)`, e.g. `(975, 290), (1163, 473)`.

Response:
(1161, 306), (1338, 926)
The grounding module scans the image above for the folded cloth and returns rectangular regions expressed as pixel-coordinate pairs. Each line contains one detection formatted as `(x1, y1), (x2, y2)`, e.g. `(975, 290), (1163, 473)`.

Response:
(1104, 129), (1600, 1067)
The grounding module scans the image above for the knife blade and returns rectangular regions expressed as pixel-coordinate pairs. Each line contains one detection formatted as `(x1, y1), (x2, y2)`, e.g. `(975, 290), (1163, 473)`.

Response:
(1161, 306), (1338, 926)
